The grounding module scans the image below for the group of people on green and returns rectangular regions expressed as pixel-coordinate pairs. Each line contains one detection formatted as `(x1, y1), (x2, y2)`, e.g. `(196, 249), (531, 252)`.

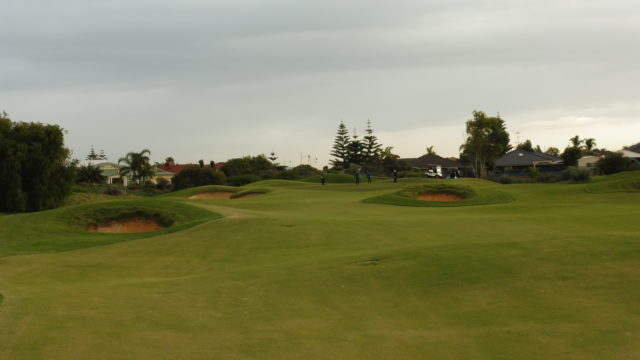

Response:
(319, 169), (399, 186)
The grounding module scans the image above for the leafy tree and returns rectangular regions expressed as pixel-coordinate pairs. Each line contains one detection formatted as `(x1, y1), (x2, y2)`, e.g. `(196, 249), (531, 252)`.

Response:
(381, 146), (411, 174)
(172, 166), (227, 190)
(545, 147), (560, 157)
(425, 146), (438, 156)
(165, 156), (175, 164)
(459, 111), (511, 178)
(516, 139), (534, 152)
(561, 146), (582, 166)
(330, 121), (350, 168)
(0, 113), (75, 212)
(118, 149), (155, 184)
(198, 159), (205, 168)
(363, 120), (382, 163)
(597, 153), (633, 175)
(268, 151), (278, 164)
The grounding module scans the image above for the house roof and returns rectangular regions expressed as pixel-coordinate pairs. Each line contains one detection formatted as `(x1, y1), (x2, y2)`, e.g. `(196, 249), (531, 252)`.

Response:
(495, 150), (562, 167)
(627, 142), (640, 153)
(154, 168), (175, 176)
(401, 154), (462, 168)
(158, 163), (189, 174)
(619, 149), (640, 158)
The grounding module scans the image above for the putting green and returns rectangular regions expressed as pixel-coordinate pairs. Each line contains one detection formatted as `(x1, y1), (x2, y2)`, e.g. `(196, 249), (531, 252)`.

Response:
(1, 175), (639, 359)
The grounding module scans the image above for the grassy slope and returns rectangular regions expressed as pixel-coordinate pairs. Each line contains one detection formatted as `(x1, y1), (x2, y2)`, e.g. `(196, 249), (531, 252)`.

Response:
(1, 176), (640, 359)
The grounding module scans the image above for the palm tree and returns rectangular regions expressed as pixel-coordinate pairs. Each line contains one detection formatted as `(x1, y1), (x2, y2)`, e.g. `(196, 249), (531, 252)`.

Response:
(118, 149), (155, 184)
(570, 135), (583, 148)
(584, 138), (596, 154)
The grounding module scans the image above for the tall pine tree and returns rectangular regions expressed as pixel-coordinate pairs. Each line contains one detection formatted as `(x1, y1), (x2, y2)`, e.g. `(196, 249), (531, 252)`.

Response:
(347, 128), (365, 165)
(330, 121), (350, 168)
(363, 119), (382, 163)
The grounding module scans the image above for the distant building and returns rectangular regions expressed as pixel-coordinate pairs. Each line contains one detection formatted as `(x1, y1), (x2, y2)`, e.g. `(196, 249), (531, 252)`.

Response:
(578, 155), (603, 174)
(401, 154), (473, 177)
(494, 150), (563, 176)
(626, 142), (640, 153)
(97, 162), (176, 185)
(96, 162), (130, 186)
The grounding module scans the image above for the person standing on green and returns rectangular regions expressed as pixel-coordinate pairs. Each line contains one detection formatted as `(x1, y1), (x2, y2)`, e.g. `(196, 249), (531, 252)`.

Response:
(320, 173), (326, 185)
(366, 170), (372, 184)
(354, 169), (361, 185)
(393, 169), (398, 184)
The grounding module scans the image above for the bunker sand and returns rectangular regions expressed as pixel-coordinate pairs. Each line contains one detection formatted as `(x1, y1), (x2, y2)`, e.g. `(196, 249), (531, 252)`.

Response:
(87, 217), (166, 233)
(416, 193), (464, 201)
(188, 192), (234, 199)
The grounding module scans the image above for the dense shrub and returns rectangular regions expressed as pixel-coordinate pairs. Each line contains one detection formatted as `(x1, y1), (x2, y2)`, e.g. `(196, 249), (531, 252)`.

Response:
(76, 164), (106, 184)
(494, 176), (518, 184)
(103, 186), (123, 196)
(597, 153), (633, 175)
(536, 173), (563, 183)
(155, 177), (172, 190)
(228, 174), (262, 186)
(221, 155), (274, 177)
(275, 165), (320, 180)
(562, 167), (591, 183)
(172, 166), (227, 190)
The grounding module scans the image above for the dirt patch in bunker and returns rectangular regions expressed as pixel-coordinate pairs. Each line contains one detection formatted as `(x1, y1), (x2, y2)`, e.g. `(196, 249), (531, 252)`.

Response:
(416, 193), (464, 202)
(87, 217), (167, 233)
(189, 192), (234, 199)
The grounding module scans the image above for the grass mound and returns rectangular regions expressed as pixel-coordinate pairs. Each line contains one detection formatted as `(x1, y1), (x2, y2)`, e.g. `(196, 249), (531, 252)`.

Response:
(365, 183), (513, 207)
(585, 171), (640, 193)
(0, 199), (221, 258)
(230, 188), (270, 199)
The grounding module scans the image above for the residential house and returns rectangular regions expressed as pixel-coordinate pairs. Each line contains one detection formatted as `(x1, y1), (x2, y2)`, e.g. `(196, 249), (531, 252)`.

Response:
(96, 162), (130, 186)
(97, 162), (177, 185)
(578, 155), (603, 173)
(494, 150), (563, 176)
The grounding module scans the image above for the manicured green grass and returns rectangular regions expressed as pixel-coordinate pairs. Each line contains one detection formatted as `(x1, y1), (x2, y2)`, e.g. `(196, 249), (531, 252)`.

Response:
(302, 173), (355, 183)
(1, 176), (639, 359)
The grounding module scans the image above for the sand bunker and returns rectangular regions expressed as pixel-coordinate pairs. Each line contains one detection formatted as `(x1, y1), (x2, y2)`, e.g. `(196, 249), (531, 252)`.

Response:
(87, 217), (166, 233)
(233, 193), (264, 199)
(416, 193), (464, 201)
(188, 192), (234, 199)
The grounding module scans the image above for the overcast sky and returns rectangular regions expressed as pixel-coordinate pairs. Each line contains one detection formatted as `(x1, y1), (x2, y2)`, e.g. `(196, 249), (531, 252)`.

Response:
(2, 0), (639, 166)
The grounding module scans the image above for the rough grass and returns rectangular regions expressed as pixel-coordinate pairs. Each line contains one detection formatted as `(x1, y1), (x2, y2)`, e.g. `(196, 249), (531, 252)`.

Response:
(1, 177), (639, 359)
(585, 171), (640, 193)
